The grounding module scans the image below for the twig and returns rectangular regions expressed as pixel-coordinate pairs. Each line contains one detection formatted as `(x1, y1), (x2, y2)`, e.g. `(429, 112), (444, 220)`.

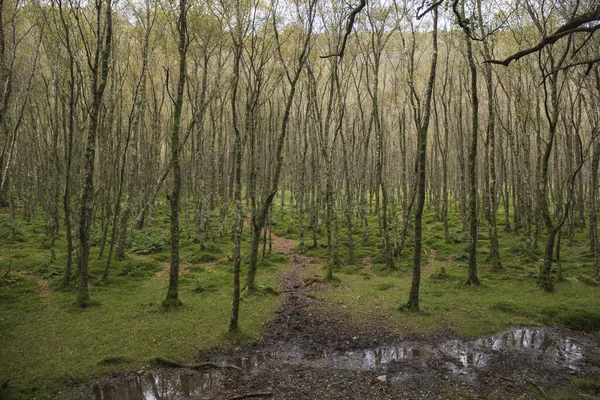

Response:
(152, 356), (241, 370)
(500, 376), (517, 382)
(229, 391), (274, 400)
(525, 378), (549, 399)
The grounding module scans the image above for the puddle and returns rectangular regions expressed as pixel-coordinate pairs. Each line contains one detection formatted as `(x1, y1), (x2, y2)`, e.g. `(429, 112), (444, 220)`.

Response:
(92, 370), (219, 400)
(328, 344), (428, 370)
(87, 327), (589, 399)
(441, 327), (584, 374)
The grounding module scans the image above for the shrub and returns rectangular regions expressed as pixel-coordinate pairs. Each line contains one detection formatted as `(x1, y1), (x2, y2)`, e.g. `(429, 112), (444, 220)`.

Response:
(116, 261), (161, 278)
(127, 229), (169, 255)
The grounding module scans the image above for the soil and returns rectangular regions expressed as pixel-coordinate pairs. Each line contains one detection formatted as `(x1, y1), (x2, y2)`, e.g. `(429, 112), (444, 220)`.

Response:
(67, 234), (600, 400)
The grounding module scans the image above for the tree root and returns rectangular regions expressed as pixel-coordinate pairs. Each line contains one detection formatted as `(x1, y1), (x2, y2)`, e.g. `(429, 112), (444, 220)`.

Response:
(152, 356), (240, 370)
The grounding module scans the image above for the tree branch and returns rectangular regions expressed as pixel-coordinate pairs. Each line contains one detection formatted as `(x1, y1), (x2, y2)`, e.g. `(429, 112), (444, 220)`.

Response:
(541, 56), (600, 80)
(320, 0), (366, 59)
(487, 15), (600, 66)
(416, 0), (443, 20)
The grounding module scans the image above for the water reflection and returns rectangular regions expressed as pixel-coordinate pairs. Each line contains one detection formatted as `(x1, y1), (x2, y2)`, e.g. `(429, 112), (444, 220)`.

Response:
(442, 327), (583, 374)
(330, 345), (426, 370)
(91, 327), (586, 399)
(93, 371), (216, 400)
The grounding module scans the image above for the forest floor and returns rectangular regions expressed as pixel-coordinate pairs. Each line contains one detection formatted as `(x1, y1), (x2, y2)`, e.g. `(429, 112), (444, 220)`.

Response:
(69, 234), (600, 400)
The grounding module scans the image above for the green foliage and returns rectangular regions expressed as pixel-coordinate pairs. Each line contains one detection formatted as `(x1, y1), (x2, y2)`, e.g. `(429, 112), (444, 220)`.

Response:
(0, 206), (282, 400)
(115, 260), (162, 278)
(577, 274), (599, 286)
(257, 284), (279, 296)
(450, 229), (468, 243)
(453, 248), (469, 262)
(2, 202), (600, 398)
(36, 263), (63, 280)
(127, 228), (169, 255)
(187, 252), (218, 264)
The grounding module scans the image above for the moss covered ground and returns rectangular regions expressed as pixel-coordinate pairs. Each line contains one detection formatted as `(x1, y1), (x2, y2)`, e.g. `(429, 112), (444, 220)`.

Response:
(0, 202), (598, 399)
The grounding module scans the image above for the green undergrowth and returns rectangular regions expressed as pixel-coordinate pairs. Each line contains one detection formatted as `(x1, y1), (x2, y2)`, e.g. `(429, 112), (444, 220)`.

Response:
(271, 207), (600, 338)
(0, 208), (284, 400)
(1, 201), (599, 399)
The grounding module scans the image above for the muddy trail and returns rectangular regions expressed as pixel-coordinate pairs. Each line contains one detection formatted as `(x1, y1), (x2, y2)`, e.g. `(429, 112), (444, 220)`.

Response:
(72, 236), (600, 399)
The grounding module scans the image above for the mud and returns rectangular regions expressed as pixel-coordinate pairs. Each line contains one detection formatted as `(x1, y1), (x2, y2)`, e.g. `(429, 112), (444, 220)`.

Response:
(68, 236), (600, 399)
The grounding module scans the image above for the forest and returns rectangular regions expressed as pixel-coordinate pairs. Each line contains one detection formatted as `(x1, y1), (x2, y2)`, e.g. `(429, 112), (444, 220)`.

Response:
(0, 0), (599, 398)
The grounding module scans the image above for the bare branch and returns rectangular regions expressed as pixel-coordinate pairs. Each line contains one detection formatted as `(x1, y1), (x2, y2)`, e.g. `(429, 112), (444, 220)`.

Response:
(320, 0), (366, 60)
(487, 5), (600, 67)
(416, 0), (443, 20)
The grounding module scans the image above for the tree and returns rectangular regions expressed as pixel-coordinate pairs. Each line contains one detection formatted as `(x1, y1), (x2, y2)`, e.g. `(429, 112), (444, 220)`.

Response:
(75, 0), (113, 307)
(163, 0), (188, 308)
(244, 0), (315, 292)
(405, 2), (438, 311)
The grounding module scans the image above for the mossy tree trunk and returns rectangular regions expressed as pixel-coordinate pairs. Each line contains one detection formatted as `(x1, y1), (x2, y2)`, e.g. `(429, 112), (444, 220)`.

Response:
(407, 7), (438, 311)
(164, 0), (187, 308)
(76, 0), (113, 307)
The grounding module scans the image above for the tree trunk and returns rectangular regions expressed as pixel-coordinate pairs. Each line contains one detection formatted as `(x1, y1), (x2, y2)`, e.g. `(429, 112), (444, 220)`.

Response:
(164, 0), (187, 308)
(76, 0), (113, 307)
(406, 8), (438, 311)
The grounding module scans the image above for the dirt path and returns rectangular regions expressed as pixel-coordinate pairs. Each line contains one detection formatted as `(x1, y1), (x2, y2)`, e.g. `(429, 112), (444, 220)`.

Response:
(74, 233), (600, 399)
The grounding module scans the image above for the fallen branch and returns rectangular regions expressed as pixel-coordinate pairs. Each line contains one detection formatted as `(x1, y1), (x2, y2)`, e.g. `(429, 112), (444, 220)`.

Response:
(152, 357), (240, 370)
(229, 392), (273, 400)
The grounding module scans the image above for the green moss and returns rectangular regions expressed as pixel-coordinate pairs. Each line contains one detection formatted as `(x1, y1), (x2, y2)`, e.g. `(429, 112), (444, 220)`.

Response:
(115, 260), (162, 278)
(187, 253), (219, 264)
(97, 356), (132, 366)
(541, 305), (600, 332)
(190, 282), (217, 294)
(577, 275), (599, 286)
(376, 282), (393, 291)
(490, 300), (520, 314)
(2, 205), (600, 399)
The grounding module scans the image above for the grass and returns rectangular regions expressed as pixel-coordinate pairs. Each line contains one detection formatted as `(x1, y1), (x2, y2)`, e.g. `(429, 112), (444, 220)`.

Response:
(275, 207), (600, 338)
(1, 201), (599, 398)
(0, 207), (283, 399)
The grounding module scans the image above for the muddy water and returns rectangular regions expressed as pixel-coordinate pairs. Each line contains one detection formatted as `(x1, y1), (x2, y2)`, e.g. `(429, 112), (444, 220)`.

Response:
(92, 370), (219, 400)
(90, 327), (588, 399)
